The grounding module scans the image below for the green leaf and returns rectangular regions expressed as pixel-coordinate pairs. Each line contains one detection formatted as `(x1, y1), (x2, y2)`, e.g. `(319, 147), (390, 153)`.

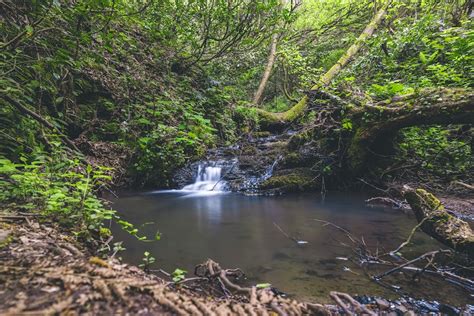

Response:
(419, 52), (427, 64)
(25, 25), (34, 36)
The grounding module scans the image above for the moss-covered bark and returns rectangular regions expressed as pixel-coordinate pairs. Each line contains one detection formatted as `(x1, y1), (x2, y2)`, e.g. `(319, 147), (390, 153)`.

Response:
(255, 5), (388, 128)
(404, 187), (474, 258)
(346, 88), (474, 172)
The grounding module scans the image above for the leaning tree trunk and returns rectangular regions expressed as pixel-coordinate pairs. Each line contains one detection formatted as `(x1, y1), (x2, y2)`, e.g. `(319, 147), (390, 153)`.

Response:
(257, 3), (388, 129)
(253, 33), (279, 105)
(403, 186), (474, 259)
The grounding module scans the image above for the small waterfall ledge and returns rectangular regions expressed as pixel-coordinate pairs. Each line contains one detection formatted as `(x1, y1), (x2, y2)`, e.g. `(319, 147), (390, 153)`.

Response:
(181, 163), (229, 192)
(174, 130), (320, 195)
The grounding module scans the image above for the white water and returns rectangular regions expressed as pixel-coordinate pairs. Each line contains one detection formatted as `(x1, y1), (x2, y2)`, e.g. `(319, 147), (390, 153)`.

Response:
(181, 164), (227, 192)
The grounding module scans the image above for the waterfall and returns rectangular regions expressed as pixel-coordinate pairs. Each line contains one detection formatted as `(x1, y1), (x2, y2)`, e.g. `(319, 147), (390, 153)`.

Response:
(181, 163), (227, 192)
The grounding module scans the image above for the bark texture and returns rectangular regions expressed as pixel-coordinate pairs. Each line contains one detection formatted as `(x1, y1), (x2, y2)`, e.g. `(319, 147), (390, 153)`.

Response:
(403, 186), (474, 259)
(253, 33), (279, 105)
(346, 88), (474, 171)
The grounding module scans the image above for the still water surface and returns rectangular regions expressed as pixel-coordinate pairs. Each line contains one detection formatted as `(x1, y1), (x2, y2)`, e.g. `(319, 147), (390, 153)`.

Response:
(111, 191), (471, 305)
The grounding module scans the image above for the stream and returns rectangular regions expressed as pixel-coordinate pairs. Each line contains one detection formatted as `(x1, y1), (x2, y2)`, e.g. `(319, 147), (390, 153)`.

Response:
(110, 165), (472, 306)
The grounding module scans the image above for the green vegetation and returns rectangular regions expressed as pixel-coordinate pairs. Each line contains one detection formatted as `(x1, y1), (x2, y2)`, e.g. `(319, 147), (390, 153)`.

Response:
(171, 268), (188, 282)
(1, 0), (472, 248)
(396, 126), (472, 179)
(1, 0), (473, 312)
(0, 154), (113, 234)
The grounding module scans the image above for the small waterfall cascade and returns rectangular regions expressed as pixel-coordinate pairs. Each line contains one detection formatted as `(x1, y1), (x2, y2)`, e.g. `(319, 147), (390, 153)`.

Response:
(240, 155), (282, 194)
(181, 163), (228, 192)
(261, 155), (282, 182)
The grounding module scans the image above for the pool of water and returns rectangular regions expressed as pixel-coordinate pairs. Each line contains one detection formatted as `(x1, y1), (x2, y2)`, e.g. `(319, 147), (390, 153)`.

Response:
(110, 191), (471, 305)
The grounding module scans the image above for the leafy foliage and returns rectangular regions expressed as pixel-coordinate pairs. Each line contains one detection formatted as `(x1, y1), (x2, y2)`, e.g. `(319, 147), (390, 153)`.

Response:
(171, 268), (188, 282)
(396, 126), (472, 179)
(1, 0), (472, 241)
(139, 251), (156, 272)
(0, 154), (111, 233)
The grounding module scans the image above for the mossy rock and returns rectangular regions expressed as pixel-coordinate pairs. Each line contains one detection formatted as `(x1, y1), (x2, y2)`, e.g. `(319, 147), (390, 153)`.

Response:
(281, 152), (302, 168)
(288, 130), (313, 150)
(260, 169), (315, 192)
(241, 144), (258, 155)
(252, 131), (272, 138)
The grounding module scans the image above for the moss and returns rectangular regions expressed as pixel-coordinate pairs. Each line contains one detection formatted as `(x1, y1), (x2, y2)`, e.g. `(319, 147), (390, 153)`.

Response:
(415, 189), (444, 211)
(282, 96), (308, 122)
(241, 144), (258, 155)
(0, 231), (13, 249)
(346, 128), (368, 172)
(252, 131), (272, 138)
(256, 108), (284, 126)
(260, 171), (314, 192)
(89, 256), (110, 268)
(288, 130), (312, 150)
(282, 152), (301, 168)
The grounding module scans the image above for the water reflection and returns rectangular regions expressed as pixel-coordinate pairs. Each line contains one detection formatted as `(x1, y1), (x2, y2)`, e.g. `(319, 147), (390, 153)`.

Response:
(110, 192), (470, 305)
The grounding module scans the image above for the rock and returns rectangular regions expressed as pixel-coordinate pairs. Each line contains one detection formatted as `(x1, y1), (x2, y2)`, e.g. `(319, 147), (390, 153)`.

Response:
(394, 304), (408, 314)
(375, 298), (390, 310)
(259, 169), (316, 192)
(438, 304), (459, 315)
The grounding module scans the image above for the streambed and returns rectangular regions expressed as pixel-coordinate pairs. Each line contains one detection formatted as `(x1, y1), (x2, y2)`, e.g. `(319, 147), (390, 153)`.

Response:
(110, 191), (472, 305)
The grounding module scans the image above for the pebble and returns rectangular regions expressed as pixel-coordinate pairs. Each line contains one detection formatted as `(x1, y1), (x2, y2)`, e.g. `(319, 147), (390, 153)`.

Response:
(375, 298), (390, 310)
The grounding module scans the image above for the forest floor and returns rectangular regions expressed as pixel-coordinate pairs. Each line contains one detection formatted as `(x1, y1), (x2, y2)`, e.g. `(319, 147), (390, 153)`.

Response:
(439, 195), (474, 220)
(2, 213), (462, 315)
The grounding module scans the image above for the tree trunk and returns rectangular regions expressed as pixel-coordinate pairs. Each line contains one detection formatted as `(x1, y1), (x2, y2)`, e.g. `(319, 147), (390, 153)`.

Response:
(253, 33), (279, 105)
(257, 4), (388, 128)
(346, 88), (474, 172)
(403, 186), (474, 259)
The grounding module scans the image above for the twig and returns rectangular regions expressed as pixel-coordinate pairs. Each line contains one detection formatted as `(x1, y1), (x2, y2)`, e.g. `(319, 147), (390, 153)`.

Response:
(273, 222), (298, 244)
(387, 216), (429, 256)
(452, 181), (474, 191)
(374, 249), (452, 280)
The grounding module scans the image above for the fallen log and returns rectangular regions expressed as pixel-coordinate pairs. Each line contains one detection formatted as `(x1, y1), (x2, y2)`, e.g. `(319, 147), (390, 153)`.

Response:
(346, 88), (474, 171)
(403, 186), (474, 259)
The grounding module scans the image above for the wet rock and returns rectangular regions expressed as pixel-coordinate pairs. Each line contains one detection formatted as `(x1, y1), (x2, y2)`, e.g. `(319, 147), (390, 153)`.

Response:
(438, 304), (460, 315)
(259, 168), (317, 192)
(375, 298), (390, 310)
(173, 130), (323, 195)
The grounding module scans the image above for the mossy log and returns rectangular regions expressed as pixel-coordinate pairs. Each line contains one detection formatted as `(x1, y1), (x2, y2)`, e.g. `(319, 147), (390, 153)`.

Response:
(403, 186), (474, 259)
(280, 88), (473, 180)
(346, 88), (474, 172)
